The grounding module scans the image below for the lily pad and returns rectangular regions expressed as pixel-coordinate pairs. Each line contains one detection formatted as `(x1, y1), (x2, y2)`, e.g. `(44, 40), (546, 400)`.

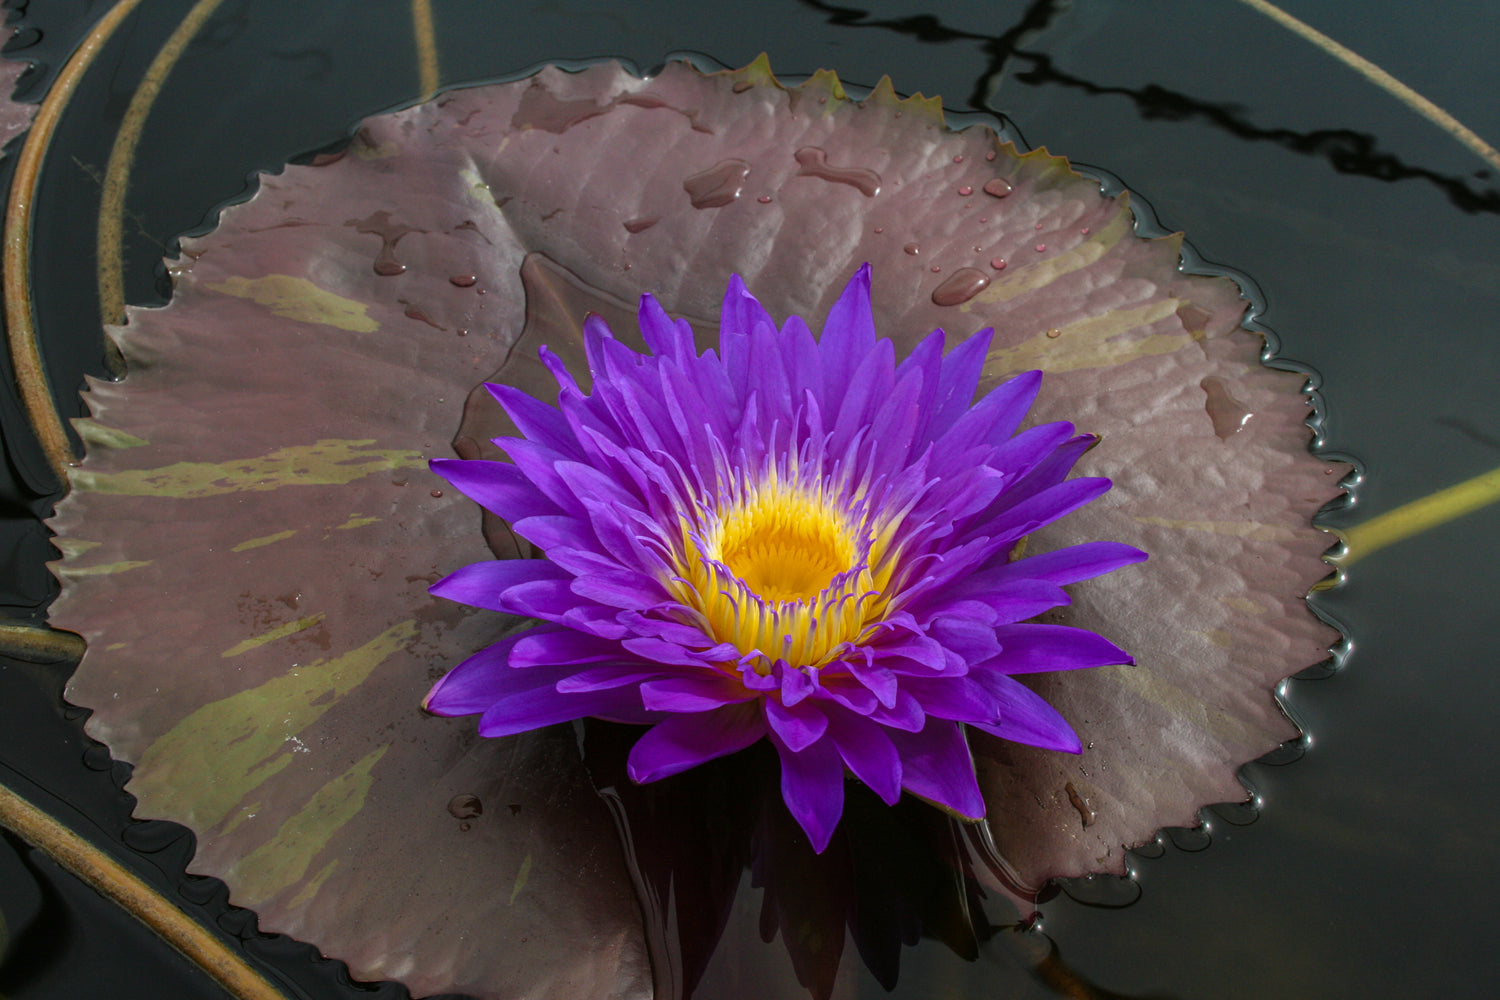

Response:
(49, 59), (1340, 998)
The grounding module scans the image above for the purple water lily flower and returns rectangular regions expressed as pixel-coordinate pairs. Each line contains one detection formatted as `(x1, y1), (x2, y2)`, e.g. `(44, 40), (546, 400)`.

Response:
(425, 264), (1145, 850)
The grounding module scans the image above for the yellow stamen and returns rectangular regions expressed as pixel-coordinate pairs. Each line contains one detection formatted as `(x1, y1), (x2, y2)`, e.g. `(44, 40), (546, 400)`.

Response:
(718, 486), (855, 602)
(671, 476), (896, 671)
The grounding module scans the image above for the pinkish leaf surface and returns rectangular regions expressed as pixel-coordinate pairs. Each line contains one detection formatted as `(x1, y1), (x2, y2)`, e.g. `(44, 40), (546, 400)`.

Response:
(50, 59), (1341, 997)
(0, 34), (36, 149)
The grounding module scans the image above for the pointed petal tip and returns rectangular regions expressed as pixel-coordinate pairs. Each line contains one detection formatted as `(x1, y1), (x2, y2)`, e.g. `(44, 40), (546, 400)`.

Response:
(625, 758), (662, 784)
(721, 273), (762, 313)
(421, 676), (461, 717)
(1049, 714), (1086, 755)
(947, 799), (987, 822)
(847, 263), (873, 299)
(806, 818), (838, 854)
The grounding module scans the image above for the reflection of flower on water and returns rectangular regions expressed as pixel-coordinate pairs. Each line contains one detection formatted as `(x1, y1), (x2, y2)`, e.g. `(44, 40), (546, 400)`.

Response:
(582, 721), (993, 1000)
(427, 265), (1146, 850)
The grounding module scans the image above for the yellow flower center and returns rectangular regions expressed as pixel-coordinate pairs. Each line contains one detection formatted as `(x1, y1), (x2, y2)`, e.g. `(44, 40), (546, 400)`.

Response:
(717, 488), (856, 603)
(673, 476), (895, 672)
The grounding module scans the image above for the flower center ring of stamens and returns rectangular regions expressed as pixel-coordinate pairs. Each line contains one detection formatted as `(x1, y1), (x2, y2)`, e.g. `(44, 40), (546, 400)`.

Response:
(675, 480), (882, 670)
(717, 486), (856, 602)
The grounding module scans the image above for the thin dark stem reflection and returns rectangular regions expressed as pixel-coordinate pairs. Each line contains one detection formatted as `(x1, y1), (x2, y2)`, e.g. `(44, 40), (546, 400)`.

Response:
(796, 0), (1500, 214)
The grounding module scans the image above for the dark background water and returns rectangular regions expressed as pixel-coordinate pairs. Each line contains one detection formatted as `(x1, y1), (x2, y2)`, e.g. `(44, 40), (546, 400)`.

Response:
(1, 1), (1497, 997)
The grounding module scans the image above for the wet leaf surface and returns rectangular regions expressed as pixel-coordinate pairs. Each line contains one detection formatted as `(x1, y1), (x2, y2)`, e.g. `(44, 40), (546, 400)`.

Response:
(49, 59), (1340, 998)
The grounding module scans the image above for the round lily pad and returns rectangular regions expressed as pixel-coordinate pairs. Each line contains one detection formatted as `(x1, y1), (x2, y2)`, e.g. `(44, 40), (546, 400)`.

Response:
(49, 58), (1341, 998)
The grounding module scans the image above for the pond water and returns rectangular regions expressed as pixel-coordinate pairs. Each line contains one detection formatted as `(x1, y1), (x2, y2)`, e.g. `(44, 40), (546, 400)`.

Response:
(2, 2), (1498, 998)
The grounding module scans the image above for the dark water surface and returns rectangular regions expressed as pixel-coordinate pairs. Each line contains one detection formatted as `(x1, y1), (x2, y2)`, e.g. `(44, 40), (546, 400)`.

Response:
(2, 1), (1497, 998)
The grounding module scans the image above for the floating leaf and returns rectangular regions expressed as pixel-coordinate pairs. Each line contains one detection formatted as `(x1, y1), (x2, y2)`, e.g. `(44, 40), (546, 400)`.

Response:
(0, 32), (35, 150)
(50, 59), (1340, 998)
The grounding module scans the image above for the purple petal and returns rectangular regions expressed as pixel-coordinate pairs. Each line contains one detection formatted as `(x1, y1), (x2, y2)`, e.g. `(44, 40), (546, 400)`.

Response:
(998, 541), (1150, 586)
(509, 628), (625, 668)
(486, 382), (584, 460)
(866, 689), (925, 732)
(844, 656), (898, 708)
(581, 312), (622, 377)
(925, 328), (995, 440)
(771, 731), (846, 853)
(536, 344), (584, 397)
(504, 578), (585, 620)
(593, 371), (667, 455)
(824, 710), (902, 806)
(972, 421), (1076, 484)
(817, 263), (876, 395)
(719, 274), (773, 402)
(422, 633), (531, 715)
(873, 633), (947, 672)
(553, 459), (642, 512)
(863, 365), (924, 471)
(899, 675), (999, 725)
(430, 457), (559, 521)
(556, 664), (671, 692)
(477, 682), (645, 738)
(499, 438), (591, 517)
(747, 316), (793, 416)
(980, 433), (1098, 520)
(892, 328), (945, 434)
(616, 612), (713, 648)
(830, 338), (895, 459)
(510, 513), (592, 553)
(639, 675), (755, 711)
(908, 462), (1008, 526)
(983, 476), (1113, 543)
(429, 559), (568, 614)
(819, 673), (878, 714)
(926, 616), (1001, 665)
(570, 569), (668, 610)
(655, 363), (720, 473)
(967, 673), (1082, 753)
(621, 636), (720, 667)
(578, 503), (670, 581)
(933, 368), (1041, 456)
(627, 702), (768, 782)
(637, 292), (693, 360)
(765, 697), (830, 752)
(781, 313), (823, 406)
(888, 720), (985, 819)
(560, 603), (629, 640)
(609, 376), (683, 467)
(719, 273), (776, 336)
(917, 577), (1071, 625)
(985, 624), (1134, 674)
(544, 544), (635, 579)
(779, 664), (817, 706)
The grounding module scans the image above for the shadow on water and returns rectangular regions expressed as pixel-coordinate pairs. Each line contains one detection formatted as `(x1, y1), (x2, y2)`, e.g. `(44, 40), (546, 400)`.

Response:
(796, 0), (1500, 214)
(581, 721), (1183, 1000)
